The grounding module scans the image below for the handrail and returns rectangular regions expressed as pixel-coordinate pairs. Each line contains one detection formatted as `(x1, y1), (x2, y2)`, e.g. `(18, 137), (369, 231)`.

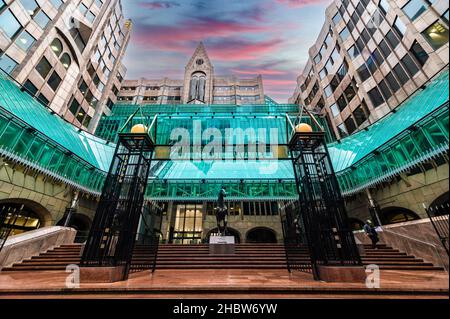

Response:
(380, 227), (448, 272)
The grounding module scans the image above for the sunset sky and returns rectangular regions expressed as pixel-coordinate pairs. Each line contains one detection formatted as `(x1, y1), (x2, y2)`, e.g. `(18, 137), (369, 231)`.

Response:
(121, 0), (332, 103)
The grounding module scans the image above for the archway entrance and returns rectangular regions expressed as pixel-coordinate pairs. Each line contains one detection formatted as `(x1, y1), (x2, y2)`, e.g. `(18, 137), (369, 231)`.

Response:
(380, 206), (421, 225)
(0, 202), (44, 236)
(205, 227), (241, 243)
(246, 227), (277, 243)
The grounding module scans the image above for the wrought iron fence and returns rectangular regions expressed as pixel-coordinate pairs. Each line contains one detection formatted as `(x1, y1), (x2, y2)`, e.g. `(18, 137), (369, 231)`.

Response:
(426, 203), (449, 256)
(280, 200), (312, 273)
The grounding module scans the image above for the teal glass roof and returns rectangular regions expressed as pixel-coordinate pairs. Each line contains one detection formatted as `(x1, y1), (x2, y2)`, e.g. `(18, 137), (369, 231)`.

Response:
(328, 69), (449, 172)
(0, 71), (115, 171)
(159, 160), (294, 180)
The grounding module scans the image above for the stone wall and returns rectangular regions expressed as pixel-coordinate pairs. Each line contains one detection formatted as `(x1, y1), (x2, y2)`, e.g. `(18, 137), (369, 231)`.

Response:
(346, 163), (449, 222)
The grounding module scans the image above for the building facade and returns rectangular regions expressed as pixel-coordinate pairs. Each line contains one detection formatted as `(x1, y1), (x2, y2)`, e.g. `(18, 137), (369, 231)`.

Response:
(0, 0), (131, 132)
(289, 0), (449, 139)
(117, 43), (265, 106)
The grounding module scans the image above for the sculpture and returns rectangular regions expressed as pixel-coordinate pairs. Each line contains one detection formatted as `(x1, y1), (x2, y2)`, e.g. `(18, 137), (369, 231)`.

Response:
(215, 187), (228, 236)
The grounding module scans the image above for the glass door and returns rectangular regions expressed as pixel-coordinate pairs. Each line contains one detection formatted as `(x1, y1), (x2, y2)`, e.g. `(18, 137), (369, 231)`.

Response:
(173, 203), (203, 244)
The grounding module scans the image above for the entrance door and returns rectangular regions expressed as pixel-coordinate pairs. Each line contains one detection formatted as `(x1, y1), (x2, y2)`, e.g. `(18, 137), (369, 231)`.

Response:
(173, 203), (203, 244)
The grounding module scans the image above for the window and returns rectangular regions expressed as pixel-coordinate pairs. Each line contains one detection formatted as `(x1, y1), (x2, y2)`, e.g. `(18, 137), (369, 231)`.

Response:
(379, 0), (390, 14)
(330, 103), (340, 117)
(60, 53), (71, 69)
(368, 86), (384, 107)
(385, 30), (399, 48)
(69, 97), (80, 115)
(340, 27), (350, 41)
(0, 53), (18, 74)
(332, 12), (342, 25)
(34, 10), (50, 29)
(410, 41), (429, 65)
(357, 64), (370, 82)
(401, 54), (419, 77)
(337, 62), (348, 81)
(337, 95), (347, 111)
(344, 116), (357, 134)
(319, 68), (327, 80)
(356, 3), (365, 16)
(443, 10), (449, 25)
(348, 45), (360, 59)
(403, 0), (428, 21)
(0, 0), (5, 10)
(70, 27), (86, 52)
(78, 3), (88, 15)
(23, 80), (38, 96)
(21, 0), (39, 16)
(50, 38), (63, 57)
(314, 54), (321, 64)
(353, 105), (368, 126)
(366, 56), (377, 74)
(378, 79), (392, 100)
(50, 0), (63, 9)
(95, 0), (103, 8)
(330, 47), (340, 63)
(0, 9), (23, 39)
(356, 37), (365, 52)
(343, 83), (356, 103)
(337, 123), (348, 138)
(393, 63), (409, 85)
(35, 57), (52, 78)
(386, 72), (400, 92)
(372, 48), (384, 66)
(86, 11), (95, 24)
(47, 71), (61, 91)
(83, 115), (91, 128)
(76, 107), (86, 124)
(37, 93), (49, 105)
(324, 85), (333, 97)
(379, 39), (391, 58)
(393, 17), (407, 36)
(15, 30), (35, 52)
(361, 29), (370, 44)
(422, 21), (449, 50)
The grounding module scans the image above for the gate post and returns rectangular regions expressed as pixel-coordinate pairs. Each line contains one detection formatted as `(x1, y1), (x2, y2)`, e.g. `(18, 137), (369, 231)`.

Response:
(286, 115), (364, 282)
(80, 111), (157, 282)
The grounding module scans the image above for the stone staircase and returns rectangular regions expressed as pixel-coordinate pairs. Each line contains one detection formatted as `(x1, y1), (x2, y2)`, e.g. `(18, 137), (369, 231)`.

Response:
(1, 243), (445, 272)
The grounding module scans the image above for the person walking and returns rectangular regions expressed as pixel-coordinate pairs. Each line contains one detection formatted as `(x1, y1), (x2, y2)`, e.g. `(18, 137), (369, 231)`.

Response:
(363, 219), (379, 249)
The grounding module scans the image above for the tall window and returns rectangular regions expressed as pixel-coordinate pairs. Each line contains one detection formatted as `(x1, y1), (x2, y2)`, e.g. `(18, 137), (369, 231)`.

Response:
(0, 9), (23, 39)
(422, 21), (449, 50)
(189, 72), (206, 102)
(402, 0), (429, 21)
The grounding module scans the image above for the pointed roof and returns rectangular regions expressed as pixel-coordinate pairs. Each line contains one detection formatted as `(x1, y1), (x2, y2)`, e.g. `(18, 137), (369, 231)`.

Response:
(185, 42), (213, 69)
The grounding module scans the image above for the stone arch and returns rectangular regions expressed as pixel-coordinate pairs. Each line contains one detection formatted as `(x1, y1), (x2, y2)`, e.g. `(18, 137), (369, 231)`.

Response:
(0, 198), (53, 227)
(205, 227), (241, 243)
(379, 206), (421, 225)
(245, 227), (277, 243)
(430, 191), (449, 209)
(348, 217), (365, 231)
(0, 198), (54, 236)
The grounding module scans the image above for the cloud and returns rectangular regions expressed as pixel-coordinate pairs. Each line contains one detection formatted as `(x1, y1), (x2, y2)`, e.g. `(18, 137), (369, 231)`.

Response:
(137, 1), (180, 9)
(276, 0), (328, 8)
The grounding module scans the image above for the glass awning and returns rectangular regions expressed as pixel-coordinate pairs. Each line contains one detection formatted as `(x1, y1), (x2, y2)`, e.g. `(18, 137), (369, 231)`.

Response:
(328, 69), (449, 172)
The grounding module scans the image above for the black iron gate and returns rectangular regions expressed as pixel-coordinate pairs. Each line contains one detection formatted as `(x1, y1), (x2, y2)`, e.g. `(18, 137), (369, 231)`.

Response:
(288, 130), (362, 280)
(130, 201), (163, 273)
(425, 203), (449, 255)
(280, 200), (311, 273)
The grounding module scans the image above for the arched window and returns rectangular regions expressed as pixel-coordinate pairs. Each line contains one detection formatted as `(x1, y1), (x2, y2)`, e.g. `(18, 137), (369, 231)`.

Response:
(380, 207), (421, 225)
(50, 38), (63, 57)
(189, 72), (206, 102)
(246, 227), (277, 243)
(60, 53), (71, 69)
